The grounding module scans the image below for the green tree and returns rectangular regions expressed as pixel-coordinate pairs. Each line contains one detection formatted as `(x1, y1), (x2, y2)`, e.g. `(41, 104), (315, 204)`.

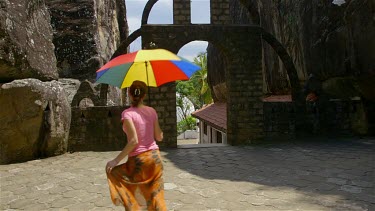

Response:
(176, 52), (212, 134)
(177, 116), (196, 135)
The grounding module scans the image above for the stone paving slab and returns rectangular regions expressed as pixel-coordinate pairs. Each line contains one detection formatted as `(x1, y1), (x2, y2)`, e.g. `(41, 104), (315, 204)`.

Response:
(1, 138), (374, 210)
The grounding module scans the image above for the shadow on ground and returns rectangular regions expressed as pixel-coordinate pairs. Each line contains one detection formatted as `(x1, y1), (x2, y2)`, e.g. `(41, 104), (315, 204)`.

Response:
(162, 137), (375, 209)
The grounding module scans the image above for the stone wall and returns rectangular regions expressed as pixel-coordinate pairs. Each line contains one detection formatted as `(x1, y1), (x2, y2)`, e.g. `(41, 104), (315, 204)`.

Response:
(263, 101), (296, 140)
(263, 98), (369, 140)
(68, 106), (127, 152)
(210, 0), (231, 24)
(173, 0), (191, 24)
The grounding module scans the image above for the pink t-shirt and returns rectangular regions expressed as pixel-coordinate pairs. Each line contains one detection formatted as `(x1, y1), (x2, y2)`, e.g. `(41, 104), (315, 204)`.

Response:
(121, 106), (159, 157)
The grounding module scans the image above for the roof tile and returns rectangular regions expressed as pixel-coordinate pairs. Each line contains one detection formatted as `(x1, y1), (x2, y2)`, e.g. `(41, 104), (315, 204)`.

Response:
(192, 103), (227, 132)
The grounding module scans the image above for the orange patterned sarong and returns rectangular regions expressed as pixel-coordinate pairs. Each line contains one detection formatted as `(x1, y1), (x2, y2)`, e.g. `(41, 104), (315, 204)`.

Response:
(106, 150), (166, 211)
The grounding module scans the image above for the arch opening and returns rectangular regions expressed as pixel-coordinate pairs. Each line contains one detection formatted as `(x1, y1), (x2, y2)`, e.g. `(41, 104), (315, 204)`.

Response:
(126, 0), (172, 52)
(176, 40), (230, 146)
(191, 0), (210, 24)
(79, 98), (94, 109)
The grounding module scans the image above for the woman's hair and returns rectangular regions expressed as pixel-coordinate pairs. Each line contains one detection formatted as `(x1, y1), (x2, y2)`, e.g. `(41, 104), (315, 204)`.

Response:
(129, 80), (147, 107)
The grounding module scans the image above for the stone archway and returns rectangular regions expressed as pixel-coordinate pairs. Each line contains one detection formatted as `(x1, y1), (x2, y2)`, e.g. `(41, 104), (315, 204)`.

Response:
(71, 80), (104, 107)
(141, 25), (264, 146)
(107, 0), (303, 147)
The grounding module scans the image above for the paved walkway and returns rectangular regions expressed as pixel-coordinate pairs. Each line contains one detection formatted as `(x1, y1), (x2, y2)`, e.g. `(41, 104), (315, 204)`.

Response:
(1, 138), (374, 210)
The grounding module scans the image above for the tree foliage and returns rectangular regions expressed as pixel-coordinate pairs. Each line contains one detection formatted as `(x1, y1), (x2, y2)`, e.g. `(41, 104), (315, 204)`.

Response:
(177, 116), (196, 135)
(176, 51), (212, 134)
(176, 52), (212, 110)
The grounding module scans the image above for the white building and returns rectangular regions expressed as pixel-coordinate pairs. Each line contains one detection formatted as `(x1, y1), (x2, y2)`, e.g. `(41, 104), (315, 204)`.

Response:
(192, 103), (227, 144)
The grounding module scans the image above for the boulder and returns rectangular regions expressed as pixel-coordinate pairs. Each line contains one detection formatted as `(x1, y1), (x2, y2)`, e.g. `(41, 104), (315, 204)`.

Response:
(0, 0), (58, 82)
(58, 78), (121, 106)
(58, 78), (81, 104)
(0, 79), (71, 164)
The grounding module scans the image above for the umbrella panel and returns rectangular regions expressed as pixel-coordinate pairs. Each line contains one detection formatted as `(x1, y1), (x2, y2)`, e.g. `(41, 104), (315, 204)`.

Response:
(96, 63), (132, 88)
(121, 61), (157, 88)
(151, 61), (190, 86)
(134, 49), (180, 62)
(97, 51), (137, 72)
(171, 60), (201, 78)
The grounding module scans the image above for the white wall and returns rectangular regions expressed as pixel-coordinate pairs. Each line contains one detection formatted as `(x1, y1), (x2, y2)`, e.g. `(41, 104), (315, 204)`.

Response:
(198, 121), (227, 144)
(177, 130), (199, 140)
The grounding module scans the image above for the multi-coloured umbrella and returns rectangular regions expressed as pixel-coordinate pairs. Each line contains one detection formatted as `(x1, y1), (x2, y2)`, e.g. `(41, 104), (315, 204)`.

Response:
(96, 49), (201, 88)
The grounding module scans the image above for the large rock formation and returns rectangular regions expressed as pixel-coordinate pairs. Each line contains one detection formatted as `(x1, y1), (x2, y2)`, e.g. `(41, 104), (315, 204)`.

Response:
(0, 79), (71, 164)
(0, 0), (58, 82)
(257, 0), (374, 98)
(58, 78), (81, 104)
(209, 0), (374, 101)
(46, 0), (128, 81)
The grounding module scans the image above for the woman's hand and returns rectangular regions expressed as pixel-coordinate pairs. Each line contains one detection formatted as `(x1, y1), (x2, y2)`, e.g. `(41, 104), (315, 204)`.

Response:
(106, 159), (119, 173)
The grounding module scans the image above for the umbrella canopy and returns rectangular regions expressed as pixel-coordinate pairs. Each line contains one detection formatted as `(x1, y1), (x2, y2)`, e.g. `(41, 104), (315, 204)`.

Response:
(96, 49), (201, 88)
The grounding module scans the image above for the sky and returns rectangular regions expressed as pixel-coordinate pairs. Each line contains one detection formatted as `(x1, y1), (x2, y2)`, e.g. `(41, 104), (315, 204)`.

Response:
(125, 0), (210, 61)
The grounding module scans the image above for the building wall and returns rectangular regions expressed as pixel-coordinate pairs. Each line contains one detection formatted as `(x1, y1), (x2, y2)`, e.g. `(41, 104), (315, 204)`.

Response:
(198, 121), (227, 144)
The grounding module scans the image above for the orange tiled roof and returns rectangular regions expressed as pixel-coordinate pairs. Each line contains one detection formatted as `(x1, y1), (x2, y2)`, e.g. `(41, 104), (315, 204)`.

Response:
(191, 103), (227, 132)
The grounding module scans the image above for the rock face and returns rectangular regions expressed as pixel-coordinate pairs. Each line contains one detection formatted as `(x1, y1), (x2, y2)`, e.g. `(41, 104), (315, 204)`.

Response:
(257, 0), (374, 97)
(0, 0), (58, 82)
(210, 0), (374, 100)
(58, 78), (81, 105)
(46, 0), (128, 81)
(0, 79), (71, 164)
(58, 78), (121, 106)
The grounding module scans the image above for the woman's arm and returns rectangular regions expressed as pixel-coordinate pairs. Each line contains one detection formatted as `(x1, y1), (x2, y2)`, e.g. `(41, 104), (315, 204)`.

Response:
(154, 119), (163, 142)
(106, 119), (138, 173)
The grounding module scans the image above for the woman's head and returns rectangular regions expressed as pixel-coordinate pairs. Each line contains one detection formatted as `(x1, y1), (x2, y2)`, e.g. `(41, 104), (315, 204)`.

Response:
(129, 80), (147, 107)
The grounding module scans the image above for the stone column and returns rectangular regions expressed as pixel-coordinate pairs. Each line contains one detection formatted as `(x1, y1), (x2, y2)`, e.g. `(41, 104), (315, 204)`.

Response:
(173, 0), (191, 24)
(148, 84), (177, 148)
(226, 27), (264, 144)
(210, 0), (231, 24)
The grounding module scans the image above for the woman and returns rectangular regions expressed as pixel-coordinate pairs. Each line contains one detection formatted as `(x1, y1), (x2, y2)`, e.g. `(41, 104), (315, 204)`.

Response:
(106, 80), (166, 211)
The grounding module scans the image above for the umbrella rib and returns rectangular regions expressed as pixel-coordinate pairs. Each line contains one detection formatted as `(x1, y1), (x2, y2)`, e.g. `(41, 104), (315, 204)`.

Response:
(145, 61), (150, 86)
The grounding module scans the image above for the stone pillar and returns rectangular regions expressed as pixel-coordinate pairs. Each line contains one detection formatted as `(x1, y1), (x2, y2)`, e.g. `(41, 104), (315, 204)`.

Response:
(173, 0), (191, 24)
(148, 84), (177, 148)
(226, 28), (264, 144)
(141, 28), (180, 148)
(210, 0), (231, 24)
